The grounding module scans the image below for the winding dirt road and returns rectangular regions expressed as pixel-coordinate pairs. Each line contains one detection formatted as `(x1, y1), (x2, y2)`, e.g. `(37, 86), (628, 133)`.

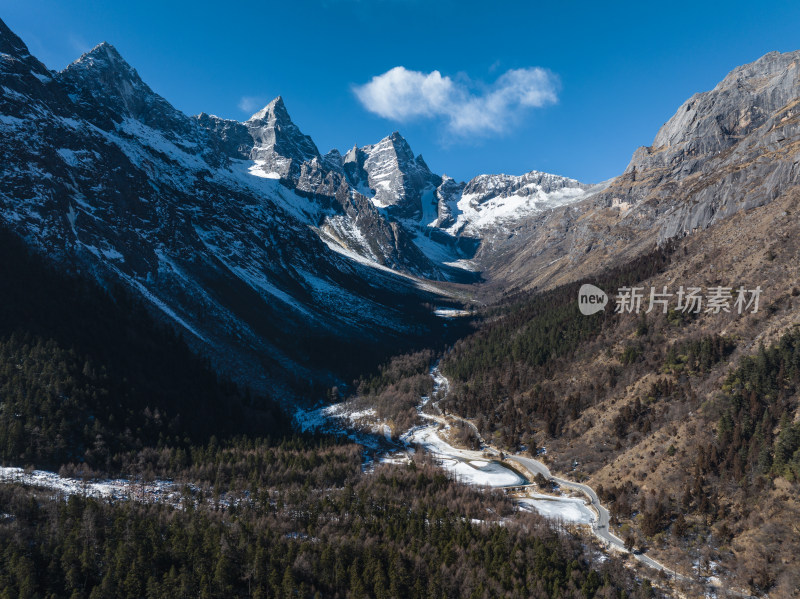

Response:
(506, 455), (677, 575)
(425, 365), (758, 597)
(424, 365), (676, 573)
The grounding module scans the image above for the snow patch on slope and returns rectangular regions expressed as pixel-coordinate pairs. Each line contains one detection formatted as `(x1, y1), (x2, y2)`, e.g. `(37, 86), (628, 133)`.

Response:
(248, 159), (281, 179)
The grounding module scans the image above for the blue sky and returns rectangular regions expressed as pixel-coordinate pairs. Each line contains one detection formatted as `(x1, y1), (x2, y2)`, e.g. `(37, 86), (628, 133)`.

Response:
(3, 0), (800, 183)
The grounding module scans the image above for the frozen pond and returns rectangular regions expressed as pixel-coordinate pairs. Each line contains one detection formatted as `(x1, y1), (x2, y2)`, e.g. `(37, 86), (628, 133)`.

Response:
(518, 494), (595, 524)
(403, 423), (525, 487)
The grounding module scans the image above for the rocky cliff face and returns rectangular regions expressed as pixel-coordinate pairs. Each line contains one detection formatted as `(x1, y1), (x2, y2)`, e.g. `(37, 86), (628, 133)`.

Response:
(480, 49), (800, 291)
(350, 132), (441, 218)
(601, 49), (800, 243)
(245, 96), (321, 179)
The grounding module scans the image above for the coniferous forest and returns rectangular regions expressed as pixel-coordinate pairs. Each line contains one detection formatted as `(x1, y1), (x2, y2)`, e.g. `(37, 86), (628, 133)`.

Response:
(0, 465), (644, 599)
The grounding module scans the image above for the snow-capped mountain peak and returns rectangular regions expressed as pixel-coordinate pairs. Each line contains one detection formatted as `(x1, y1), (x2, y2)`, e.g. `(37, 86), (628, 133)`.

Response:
(247, 95), (290, 123)
(245, 96), (321, 179)
(348, 131), (441, 218)
(74, 41), (125, 67)
(62, 41), (147, 98)
(444, 170), (591, 237)
(56, 40), (200, 143)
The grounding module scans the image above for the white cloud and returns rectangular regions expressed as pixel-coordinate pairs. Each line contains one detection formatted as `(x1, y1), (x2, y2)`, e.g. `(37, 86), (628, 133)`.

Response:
(353, 66), (559, 136)
(353, 67), (455, 120)
(238, 95), (267, 114)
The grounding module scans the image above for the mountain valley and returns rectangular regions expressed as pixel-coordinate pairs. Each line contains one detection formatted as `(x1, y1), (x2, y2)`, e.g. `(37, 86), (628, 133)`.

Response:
(2, 13), (800, 598)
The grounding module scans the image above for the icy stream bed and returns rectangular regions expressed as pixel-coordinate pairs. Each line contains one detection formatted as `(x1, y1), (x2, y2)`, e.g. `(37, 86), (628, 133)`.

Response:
(0, 366), (593, 525)
(0, 466), (183, 503)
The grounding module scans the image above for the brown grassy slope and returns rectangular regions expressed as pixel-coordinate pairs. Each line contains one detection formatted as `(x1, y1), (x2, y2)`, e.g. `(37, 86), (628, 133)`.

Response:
(528, 186), (800, 596)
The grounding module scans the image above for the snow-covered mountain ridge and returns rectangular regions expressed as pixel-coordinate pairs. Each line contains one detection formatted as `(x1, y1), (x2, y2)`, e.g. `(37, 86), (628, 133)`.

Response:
(0, 18), (588, 393)
(192, 96), (592, 281)
(0, 22), (461, 393)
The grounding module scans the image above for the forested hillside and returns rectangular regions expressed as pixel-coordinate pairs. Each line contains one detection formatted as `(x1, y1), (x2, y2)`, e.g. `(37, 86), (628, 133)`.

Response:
(0, 462), (649, 599)
(0, 227), (290, 472)
(435, 189), (800, 595)
(442, 244), (675, 445)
